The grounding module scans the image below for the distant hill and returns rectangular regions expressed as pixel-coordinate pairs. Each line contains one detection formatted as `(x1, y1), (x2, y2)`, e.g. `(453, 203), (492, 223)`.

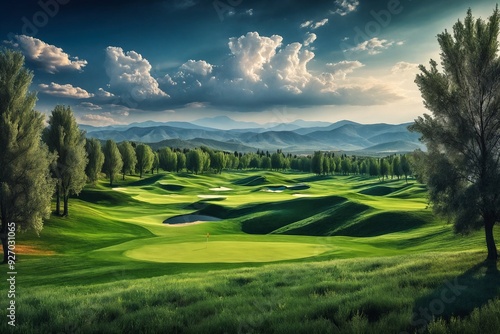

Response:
(359, 140), (424, 154)
(84, 119), (423, 154)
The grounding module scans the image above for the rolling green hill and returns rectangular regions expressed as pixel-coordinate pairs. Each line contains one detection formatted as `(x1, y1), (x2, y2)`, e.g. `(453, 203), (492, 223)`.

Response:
(3, 171), (498, 333)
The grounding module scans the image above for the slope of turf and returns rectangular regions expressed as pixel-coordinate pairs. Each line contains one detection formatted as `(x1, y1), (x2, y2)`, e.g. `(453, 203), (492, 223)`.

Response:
(4, 171), (499, 333)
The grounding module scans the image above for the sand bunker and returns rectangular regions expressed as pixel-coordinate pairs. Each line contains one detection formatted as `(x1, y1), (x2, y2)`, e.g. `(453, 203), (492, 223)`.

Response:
(292, 194), (314, 197)
(112, 187), (126, 191)
(164, 214), (221, 225)
(264, 184), (310, 192)
(209, 186), (233, 191)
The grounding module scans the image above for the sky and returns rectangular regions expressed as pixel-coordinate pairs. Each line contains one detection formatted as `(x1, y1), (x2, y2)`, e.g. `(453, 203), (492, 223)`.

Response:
(0, 0), (497, 126)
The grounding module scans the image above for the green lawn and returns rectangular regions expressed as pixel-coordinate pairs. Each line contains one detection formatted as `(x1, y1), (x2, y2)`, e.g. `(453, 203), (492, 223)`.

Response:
(1, 170), (499, 333)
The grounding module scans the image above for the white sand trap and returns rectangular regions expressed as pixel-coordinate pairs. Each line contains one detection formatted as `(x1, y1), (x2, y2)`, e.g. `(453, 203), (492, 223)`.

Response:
(164, 214), (221, 225)
(264, 189), (284, 193)
(209, 186), (233, 191)
(197, 195), (227, 200)
(112, 187), (126, 191)
(292, 194), (314, 197)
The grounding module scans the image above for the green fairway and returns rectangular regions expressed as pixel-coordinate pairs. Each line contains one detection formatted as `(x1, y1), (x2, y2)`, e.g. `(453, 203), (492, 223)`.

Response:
(3, 170), (499, 333)
(126, 240), (328, 263)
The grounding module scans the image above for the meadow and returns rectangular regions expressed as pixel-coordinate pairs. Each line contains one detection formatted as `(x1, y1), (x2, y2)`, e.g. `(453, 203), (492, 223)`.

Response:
(1, 170), (499, 333)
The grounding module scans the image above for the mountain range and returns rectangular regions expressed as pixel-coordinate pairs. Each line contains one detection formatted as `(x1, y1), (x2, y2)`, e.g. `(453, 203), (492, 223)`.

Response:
(82, 117), (425, 154)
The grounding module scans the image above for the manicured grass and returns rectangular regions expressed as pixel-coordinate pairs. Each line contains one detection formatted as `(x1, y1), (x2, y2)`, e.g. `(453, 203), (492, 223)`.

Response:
(1, 170), (498, 333)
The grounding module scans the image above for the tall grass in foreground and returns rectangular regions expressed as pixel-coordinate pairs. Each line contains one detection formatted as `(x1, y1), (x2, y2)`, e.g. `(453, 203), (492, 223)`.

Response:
(2, 251), (498, 333)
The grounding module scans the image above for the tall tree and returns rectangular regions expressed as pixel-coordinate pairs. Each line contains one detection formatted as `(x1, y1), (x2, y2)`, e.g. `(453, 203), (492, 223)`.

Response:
(400, 154), (411, 183)
(311, 152), (323, 175)
(102, 140), (123, 186)
(159, 147), (177, 172)
(410, 7), (500, 260)
(85, 138), (104, 184)
(44, 105), (87, 216)
(0, 50), (56, 263)
(135, 144), (154, 178)
(118, 141), (137, 180)
(176, 151), (186, 172)
(152, 151), (159, 174)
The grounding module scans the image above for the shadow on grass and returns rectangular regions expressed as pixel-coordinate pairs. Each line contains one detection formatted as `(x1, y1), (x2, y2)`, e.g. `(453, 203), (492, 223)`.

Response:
(409, 260), (500, 332)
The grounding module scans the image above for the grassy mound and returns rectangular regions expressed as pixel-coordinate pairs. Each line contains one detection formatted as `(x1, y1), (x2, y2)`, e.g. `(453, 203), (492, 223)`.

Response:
(233, 175), (268, 186)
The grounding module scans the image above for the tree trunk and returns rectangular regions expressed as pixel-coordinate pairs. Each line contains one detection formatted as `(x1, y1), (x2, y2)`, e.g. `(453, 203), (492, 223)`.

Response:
(63, 194), (69, 217)
(55, 182), (61, 216)
(1, 223), (7, 264)
(1, 237), (7, 264)
(485, 219), (498, 261)
(122, 172), (125, 181)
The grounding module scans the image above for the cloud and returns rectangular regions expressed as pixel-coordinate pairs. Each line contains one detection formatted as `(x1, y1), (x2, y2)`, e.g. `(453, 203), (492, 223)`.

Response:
(79, 102), (102, 110)
(300, 18), (328, 30)
(180, 60), (213, 76)
(391, 61), (419, 74)
(80, 113), (121, 125)
(38, 82), (94, 98)
(326, 60), (364, 79)
(245, 9), (253, 16)
(333, 0), (359, 16)
(9, 35), (87, 73)
(312, 18), (328, 29)
(96, 88), (115, 98)
(346, 37), (400, 55)
(300, 20), (313, 28)
(304, 33), (317, 46)
(228, 32), (283, 82)
(105, 46), (168, 100)
(97, 32), (402, 113)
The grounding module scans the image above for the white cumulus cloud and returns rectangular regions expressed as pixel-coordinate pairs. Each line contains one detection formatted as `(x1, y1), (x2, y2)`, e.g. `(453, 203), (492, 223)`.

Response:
(326, 60), (364, 79)
(96, 88), (115, 98)
(304, 33), (317, 46)
(333, 0), (360, 16)
(38, 82), (93, 98)
(346, 37), (401, 55)
(10, 35), (87, 73)
(105, 46), (168, 99)
(79, 102), (102, 110)
(180, 60), (213, 76)
(228, 32), (283, 82)
(312, 18), (328, 29)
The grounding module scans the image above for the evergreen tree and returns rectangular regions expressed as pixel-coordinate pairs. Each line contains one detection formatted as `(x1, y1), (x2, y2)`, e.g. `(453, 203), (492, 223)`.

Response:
(410, 7), (500, 260)
(102, 140), (123, 186)
(135, 144), (154, 178)
(0, 50), (56, 263)
(85, 138), (104, 184)
(118, 141), (137, 180)
(44, 105), (87, 216)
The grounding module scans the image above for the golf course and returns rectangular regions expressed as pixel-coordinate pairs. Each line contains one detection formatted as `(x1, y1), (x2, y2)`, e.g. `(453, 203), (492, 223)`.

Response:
(2, 170), (499, 333)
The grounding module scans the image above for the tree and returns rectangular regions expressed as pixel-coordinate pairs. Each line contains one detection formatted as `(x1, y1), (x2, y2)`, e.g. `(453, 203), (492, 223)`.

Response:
(392, 156), (402, 180)
(186, 149), (199, 174)
(311, 151), (323, 175)
(379, 159), (390, 180)
(152, 152), (159, 174)
(85, 138), (104, 184)
(118, 141), (137, 180)
(103, 140), (123, 186)
(400, 155), (411, 183)
(159, 147), (177, 172)
(44, 105), (87, 216)
(410, 7), (500, 260)
(212, 151), (227, 173)
(0, 50), (56, 263)
(176, 151), (186, 172)
(135, 144), (154, 178)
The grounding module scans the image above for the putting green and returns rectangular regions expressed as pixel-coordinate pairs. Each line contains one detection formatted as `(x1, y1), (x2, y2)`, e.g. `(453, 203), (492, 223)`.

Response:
(125, 241), (328, 263)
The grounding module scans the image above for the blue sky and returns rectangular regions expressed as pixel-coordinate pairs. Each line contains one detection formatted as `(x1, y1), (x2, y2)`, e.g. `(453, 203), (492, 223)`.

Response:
(1, 0), (497, 125)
